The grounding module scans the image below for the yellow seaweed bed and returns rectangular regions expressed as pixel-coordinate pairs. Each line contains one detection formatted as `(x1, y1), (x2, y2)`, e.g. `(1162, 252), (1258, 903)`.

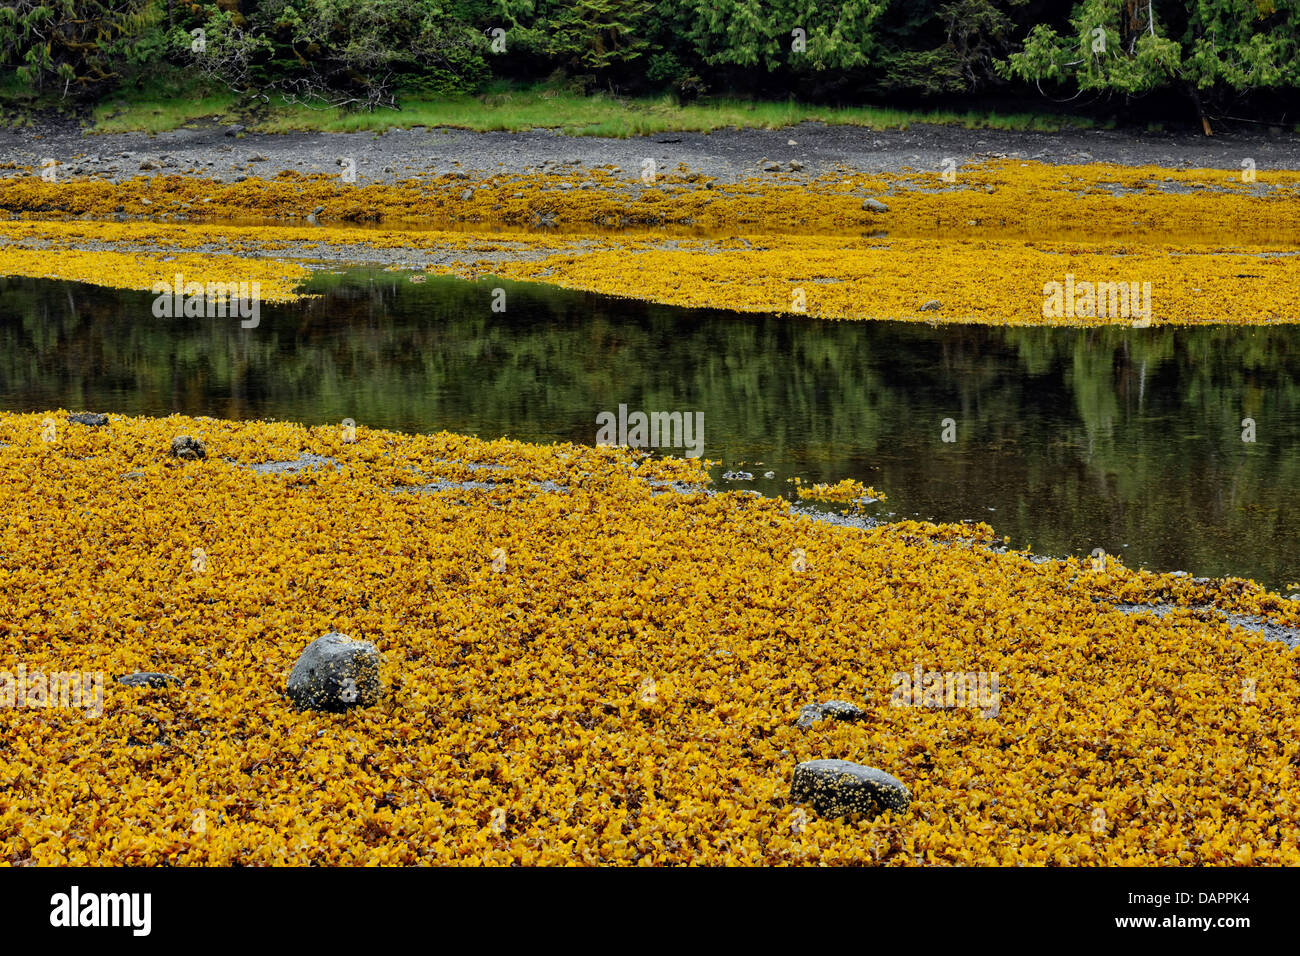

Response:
(2, 411), (1297, 865)
(3, 160), (1300, 325)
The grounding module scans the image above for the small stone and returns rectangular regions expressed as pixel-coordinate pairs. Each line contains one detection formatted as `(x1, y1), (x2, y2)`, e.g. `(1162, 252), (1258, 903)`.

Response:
(247, 153), (268, 162)
(763, 161), (781, 172)
(224, 124), (245, 137)
(721, 471), (753, 481)
(920, 299), (942, 311)
(118, 672), (181, 689)
(169, 435), (206, 460)
(788, 160), (804, 171)
(67, 412), (108, 427)
(460, 188), (474, 201)
(305, 213), (318, 225)
(791, 760), (910, 817)
(311, 206), (325, 215)
(287, 633), (382, 712)
(862, 198), (889, 213)
(139, 197), (153, 206)
(796, 700), (865, 729)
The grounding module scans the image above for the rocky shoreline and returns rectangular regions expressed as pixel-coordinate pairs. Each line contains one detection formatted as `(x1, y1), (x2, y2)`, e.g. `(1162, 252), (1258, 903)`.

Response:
(5, 119), (1300, 187)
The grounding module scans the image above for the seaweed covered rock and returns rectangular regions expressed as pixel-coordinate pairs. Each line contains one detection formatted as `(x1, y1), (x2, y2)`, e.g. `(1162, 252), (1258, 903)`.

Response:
(68, 412), (109, 427)
(169, 435), (206, 460)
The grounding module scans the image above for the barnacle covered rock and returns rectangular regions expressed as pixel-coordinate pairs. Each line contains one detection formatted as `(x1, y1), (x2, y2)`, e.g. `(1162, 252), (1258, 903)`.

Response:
(796, 700), (866, 729)
(286, 633), (382, 712)
(791, 760), (911, 817)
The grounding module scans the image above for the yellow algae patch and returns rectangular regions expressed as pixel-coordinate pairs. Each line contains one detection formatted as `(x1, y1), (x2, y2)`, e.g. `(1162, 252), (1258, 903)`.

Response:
(434, 236), (1300, 326)
(3, 158), (1300, 324)
(0, 216), (600, 258)
(3, 216), (1297, 325)
(794, 478), (885, 504)
(2, 410), (1299, 866)
(0, 246), (311, 303)
(3, 161), (1300, 244)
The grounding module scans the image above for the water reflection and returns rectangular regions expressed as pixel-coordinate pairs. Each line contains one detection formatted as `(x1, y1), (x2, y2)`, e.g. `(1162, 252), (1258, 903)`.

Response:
(1, 270), (1296, 587)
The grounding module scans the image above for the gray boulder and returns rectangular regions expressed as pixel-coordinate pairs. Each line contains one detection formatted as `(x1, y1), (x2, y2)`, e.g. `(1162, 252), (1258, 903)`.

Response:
(862, 198), (889, 213)
(169, 435), (206, 460)
(287, 633), (381, 711)
(796, 699), (865, 729)
(790, 760), (910, 817)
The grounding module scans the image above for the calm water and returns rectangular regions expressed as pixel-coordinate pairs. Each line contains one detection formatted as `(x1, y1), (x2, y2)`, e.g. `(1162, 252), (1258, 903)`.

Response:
(2, 270), (1298, 587)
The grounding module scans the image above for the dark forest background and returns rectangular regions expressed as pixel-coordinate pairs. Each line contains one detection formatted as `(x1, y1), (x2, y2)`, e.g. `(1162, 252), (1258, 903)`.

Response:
(2, 2), (1298, 130)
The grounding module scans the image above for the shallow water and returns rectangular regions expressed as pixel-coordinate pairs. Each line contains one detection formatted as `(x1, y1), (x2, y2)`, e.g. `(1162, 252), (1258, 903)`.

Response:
(2, 269), (1298, 588)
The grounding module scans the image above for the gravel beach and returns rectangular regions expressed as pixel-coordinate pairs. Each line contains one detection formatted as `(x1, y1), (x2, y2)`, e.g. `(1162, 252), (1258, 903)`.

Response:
(4, 119), (1300, 185)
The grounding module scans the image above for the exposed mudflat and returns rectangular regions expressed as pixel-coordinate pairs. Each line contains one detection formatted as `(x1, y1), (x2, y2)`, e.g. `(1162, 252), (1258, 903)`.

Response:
(4, 119), (1299, 185)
